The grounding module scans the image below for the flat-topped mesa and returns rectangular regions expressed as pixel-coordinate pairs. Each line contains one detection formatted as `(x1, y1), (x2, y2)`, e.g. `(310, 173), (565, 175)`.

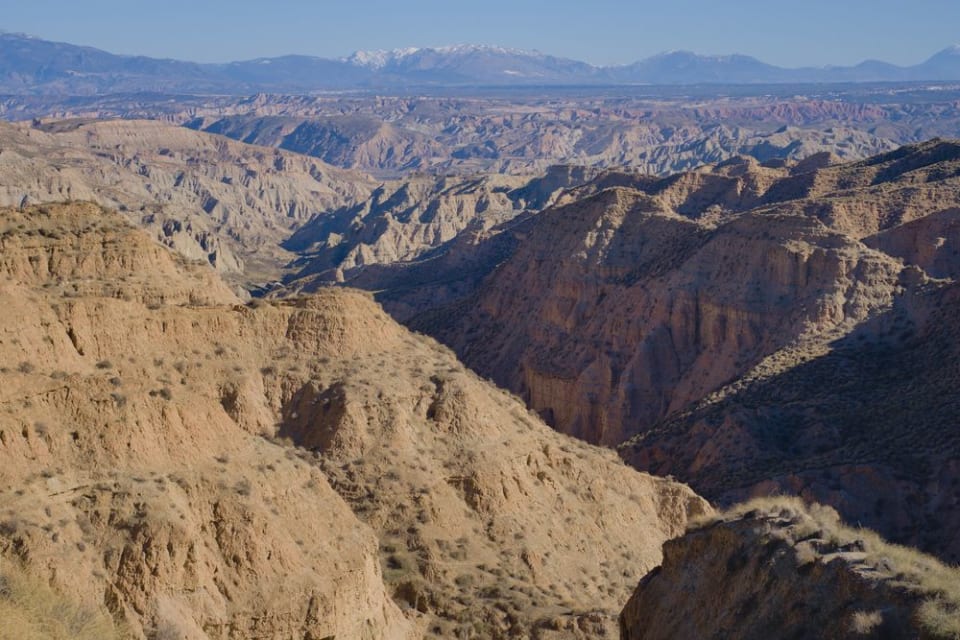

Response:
(621, 498), (960, 640)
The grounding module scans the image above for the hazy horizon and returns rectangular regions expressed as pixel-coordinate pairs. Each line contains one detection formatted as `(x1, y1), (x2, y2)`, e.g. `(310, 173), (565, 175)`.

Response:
(4, 0), (959, 68)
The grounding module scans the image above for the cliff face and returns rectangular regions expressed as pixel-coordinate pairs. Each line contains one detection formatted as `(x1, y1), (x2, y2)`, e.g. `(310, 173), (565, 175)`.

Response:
(418, 141), (960, 562)
(619, 277), (960, 563)
(620, 499), (960, 640)
(432, 152), (924, 445)
(0, 202), (710, 638)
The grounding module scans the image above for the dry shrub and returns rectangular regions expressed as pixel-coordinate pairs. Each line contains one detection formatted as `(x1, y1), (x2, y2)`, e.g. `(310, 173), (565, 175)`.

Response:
(692, 496), (960, 639)
(0, 561), (121, 640)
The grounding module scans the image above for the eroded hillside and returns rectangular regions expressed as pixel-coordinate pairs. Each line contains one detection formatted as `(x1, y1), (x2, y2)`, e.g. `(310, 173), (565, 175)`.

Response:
(0, 119), (375, 283)
(411, 141), (960, 562)
(0, 202), (709, 638)
(281, 165), (600, 319)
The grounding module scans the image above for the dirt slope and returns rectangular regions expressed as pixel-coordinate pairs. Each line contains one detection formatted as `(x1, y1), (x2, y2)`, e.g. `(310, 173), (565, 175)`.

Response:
(0, 202), (709, 638)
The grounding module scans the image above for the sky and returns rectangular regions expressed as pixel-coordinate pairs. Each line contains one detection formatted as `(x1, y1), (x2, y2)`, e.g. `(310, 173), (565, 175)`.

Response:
(3, 0), (958, 67)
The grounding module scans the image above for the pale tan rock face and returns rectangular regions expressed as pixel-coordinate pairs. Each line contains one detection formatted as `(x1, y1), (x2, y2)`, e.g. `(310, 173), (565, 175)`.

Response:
(0, 119), (375, 282)
(863, 207), (960, 279)
(427, 141), (960, 445)
(0, 202), (710, 639)
(418, 141), (960, 563)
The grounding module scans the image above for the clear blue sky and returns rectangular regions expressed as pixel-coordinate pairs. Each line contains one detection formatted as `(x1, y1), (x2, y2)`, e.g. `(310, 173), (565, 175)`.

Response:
(3, 0), (958, 67)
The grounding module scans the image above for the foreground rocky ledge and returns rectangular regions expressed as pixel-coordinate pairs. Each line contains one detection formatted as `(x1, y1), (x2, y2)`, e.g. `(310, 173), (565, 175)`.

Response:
(621, 497), (960, 640)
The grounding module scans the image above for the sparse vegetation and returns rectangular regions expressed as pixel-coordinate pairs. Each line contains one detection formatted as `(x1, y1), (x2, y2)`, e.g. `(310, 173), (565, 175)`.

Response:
(0, 560), (121, 640)
(692, 497), (960, 639)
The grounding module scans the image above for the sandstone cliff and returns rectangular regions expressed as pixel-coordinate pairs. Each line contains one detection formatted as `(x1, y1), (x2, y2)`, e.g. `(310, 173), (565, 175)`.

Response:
(621, 498), (960, 640)
(425, 146), (940, 445)
(0, 202), (710, 638)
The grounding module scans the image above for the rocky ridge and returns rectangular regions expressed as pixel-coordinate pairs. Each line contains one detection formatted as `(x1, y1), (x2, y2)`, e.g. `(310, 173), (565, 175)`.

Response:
(0, 202), (709, 638)
(411, 141), (960, 561)
(424, 147), (948, 444)
(0, 119), (375, 283)
(621, 498), (960, 639)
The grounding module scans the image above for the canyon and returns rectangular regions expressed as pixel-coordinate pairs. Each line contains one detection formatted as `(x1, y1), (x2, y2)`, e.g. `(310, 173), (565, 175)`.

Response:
(2, 41), (960, 635)
(408, 140), (960, 564)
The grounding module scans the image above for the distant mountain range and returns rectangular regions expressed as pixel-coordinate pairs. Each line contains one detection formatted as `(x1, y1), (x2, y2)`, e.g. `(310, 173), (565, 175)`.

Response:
(2, 32), (960, 95)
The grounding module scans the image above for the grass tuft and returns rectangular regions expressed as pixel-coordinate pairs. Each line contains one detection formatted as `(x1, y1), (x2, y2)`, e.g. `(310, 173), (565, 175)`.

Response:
(0, 560), (121, 640)
(692, 496), (960, 639)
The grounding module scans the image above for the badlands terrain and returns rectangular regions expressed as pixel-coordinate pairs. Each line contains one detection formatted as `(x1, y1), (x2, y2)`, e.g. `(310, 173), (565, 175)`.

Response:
(3, 172), (959, 640)
(7, 85), (960, 179)
(1, 123), (959, 638)
(2, 35), (960, 636)
(0, 201), (709, 638)
(412, 140), (960, 564)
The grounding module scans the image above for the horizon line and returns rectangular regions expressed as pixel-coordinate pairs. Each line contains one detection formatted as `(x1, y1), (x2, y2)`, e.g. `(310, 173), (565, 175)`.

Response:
(1, 29), (957, 71)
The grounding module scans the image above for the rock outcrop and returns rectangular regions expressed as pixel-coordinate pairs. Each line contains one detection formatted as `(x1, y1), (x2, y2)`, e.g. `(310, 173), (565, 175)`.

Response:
(620, 498), (960, 640)
(0, 202), (710, 638)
